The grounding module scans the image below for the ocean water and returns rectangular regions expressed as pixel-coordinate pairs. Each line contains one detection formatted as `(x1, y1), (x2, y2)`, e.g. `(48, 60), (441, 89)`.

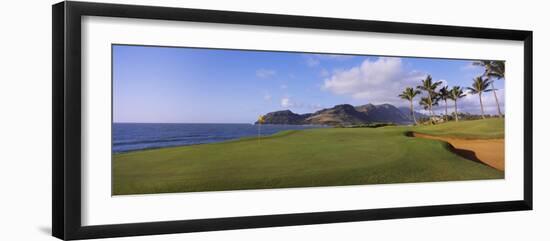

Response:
(113, 123), (326, 153)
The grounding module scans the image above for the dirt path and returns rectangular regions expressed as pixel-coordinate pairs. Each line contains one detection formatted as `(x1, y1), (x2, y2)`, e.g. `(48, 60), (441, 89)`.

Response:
(412, 132), (504, 171)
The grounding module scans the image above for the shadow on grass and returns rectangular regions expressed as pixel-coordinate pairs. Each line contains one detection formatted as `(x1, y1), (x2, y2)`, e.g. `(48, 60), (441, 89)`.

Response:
(404, 131), (493, 169)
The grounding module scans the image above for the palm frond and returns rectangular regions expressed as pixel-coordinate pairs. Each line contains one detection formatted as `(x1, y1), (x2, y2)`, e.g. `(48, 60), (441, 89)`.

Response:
(398, 87), (420, 101)
(449, 86), (466, 100)
(474, 60), (505, 79)
(469, 76), (492, 94)
(466, 87), (478, 94)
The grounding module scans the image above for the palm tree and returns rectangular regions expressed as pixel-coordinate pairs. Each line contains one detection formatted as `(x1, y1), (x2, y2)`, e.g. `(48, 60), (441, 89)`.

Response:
(416, 75), (442, 124)
(398, 87), (421, 125)
(419, 97), (430, 111)
(449, 86), (466, 122)
(473, 60), (504, 117)
(438, 86), (451, 121)
(419, 97), (438, 123)
(467, 76), (493, 119)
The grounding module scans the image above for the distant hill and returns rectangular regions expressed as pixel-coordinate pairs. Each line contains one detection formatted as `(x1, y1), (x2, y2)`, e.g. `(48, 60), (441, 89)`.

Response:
(306, 104), (369, 126)
(257, 110), (309, 125)
(257, 103), (421, 126)
(355, 103), (410, 123)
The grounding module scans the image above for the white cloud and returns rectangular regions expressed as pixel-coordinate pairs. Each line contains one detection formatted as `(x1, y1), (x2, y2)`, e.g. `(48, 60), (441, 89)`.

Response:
(304, 54), (354, 68)
(438, 79), (449, 87)
(280, 84), (288, 90)
(280, 97), (324, 111)
(458, 88), (505, 115)
(305, 56), (320, 67)
(263, 93), (272, 101)
(431, 88), (505, 115)
(322, 57), (426, 105)
(319, 56), (505, 115)
(281, 98), (293, 108)
(256, 69), (276, 78)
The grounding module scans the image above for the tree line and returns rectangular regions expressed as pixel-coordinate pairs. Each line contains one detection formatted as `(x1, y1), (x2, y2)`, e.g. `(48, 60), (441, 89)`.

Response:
(399, 60), (504, 125)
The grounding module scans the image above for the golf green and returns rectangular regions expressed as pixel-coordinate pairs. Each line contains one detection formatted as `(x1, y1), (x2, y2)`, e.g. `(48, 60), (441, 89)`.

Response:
(113, 119), (504, 195)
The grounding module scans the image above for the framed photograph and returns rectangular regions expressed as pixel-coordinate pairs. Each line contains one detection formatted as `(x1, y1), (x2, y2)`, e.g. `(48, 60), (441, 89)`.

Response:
(52, 1), (533, 240)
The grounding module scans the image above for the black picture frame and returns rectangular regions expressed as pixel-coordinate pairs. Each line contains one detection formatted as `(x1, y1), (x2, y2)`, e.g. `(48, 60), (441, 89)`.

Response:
(52, 1), (533, 240)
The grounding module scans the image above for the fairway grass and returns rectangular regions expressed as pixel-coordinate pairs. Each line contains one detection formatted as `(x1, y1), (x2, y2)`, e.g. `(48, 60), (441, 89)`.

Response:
(413, 118), (504, 139)
(113, 119), (504, 195)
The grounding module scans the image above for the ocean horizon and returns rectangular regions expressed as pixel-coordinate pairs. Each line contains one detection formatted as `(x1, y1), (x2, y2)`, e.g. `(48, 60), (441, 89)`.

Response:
(113, 123), (326, 153)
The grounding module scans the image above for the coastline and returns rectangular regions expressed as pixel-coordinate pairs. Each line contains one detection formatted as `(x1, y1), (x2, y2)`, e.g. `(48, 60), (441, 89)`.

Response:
(113, 128), (309, 155)
(113, 124), (503, 195)
(113, 123), (326, 154)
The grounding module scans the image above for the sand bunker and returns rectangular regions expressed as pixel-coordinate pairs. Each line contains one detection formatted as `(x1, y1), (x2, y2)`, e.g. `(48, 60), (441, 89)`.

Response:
(412, 132), (504, 171)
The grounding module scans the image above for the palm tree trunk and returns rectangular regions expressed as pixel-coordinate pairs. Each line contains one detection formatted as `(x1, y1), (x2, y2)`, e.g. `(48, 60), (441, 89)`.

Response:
(479, 93), (485, 119)
(428, 105), (433, 124)
(444, 99), (448, 121)
(491, 82), (503, 118)
(428, 94), (434, 124)
(454, 100), (458, 122)
(410, 100), (417, 125)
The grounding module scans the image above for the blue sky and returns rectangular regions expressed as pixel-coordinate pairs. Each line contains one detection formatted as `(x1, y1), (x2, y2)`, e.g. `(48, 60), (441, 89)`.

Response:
(113, 45), (505, 123)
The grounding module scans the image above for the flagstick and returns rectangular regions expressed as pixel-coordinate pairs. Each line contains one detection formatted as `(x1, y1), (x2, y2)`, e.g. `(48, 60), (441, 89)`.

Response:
(257, 115), (264, 144)
(257, 123), (261, 144)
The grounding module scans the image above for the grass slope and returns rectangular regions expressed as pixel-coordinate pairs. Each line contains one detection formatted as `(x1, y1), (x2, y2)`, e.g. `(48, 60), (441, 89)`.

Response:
(113, 119), (504, 195)
(413, 118), (504, 139)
